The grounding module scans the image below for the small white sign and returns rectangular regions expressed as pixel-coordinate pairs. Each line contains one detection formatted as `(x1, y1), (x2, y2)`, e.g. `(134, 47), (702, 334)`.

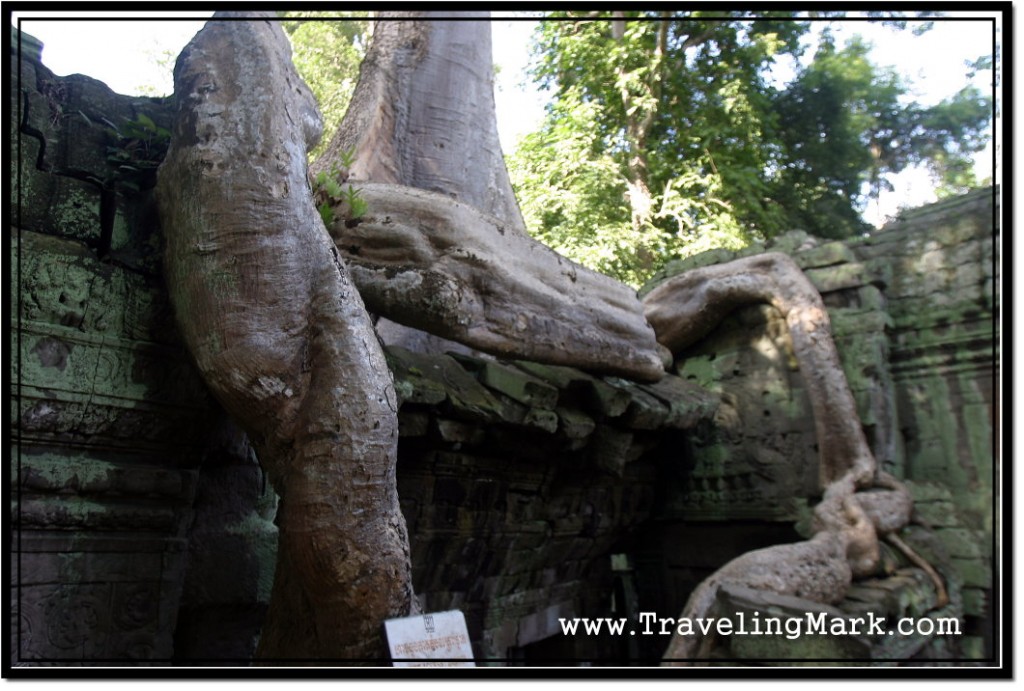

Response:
(384, 610), (475, 667)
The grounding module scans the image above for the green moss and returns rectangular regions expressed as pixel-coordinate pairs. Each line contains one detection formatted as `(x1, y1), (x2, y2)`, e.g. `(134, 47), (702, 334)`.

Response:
(675, 356), (721, 390)
(52, 186), (101, 239)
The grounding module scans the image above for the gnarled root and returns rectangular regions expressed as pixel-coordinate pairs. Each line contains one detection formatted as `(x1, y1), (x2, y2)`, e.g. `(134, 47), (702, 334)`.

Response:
(646, 254), (930, 665)
(661, 490), (874, 665)
(644, 252), (874, 488)
(326, 183), (666, 382)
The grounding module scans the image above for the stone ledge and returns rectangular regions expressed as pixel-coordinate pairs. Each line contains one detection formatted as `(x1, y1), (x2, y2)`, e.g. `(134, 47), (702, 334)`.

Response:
(387, 346), (717, 444)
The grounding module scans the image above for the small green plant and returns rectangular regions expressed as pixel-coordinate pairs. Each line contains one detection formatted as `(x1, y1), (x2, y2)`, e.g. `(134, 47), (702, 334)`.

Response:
(100, 112), (172, 192)
(336, 146), (357, 170)
(313, 151), (367, 226)
(342, 184), (369, 218)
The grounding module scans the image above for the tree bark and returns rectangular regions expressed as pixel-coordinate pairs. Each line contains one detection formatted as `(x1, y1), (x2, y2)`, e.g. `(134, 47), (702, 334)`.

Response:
(644, 253), (917, 665)
(328, 182), (667, 381)
(314, 12), (523, 229)
(157, 13), (413, 662)
(315, 13), (666, 380)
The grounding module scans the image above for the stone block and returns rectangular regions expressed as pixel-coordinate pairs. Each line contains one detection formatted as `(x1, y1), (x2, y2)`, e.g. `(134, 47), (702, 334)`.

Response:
(639, 375), (717, 429)
(911, 501), (961, 528)
(13, 136), (57, 234)
(479, 360), (558, 409)
(767, 229), (815, 254)
(716, 584), (874, 664)
(606, 378), (669, 430)
(523, 407), (559, 434)
(13, 534), (187, 664)
(805, 262), (869, 294)
(385, 346), (452, 407)
(905, 481), (954, 503)
(933, 528), (984, 559)
(794, 240), (858, 269)
(46, 176), (102, 242)
(950, 557), (991, 589)
(584, 377), (632, 418)
(590, 427), (635, 477)
(555, 406), (595, 441)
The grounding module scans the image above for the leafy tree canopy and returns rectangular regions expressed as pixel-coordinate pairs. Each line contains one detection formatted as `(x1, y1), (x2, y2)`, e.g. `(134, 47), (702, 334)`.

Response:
(279, 12), (371, 160)
(508, 13), (993, 286)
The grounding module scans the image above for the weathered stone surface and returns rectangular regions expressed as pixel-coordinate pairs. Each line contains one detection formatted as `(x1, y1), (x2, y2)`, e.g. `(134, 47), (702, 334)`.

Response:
(11, 46), (215, 663)
(478, 360), (559, 409)
(639, 189), (995, 664)
(793, 240), (859, 270)
(555, 407), (596, 442)
(717, 584), (874, 664)
(173, 420), (278, 663)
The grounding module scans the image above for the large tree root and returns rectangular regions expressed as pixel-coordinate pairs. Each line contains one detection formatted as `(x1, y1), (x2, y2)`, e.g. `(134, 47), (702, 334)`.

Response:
(643, 253), (939, 665)
(325, 182), (666, 381)
(158, 13), (413, 661)
(314, 14), (666, 382)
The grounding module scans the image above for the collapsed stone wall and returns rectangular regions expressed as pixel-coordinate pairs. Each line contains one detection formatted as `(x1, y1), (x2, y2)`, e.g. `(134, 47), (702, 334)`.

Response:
(9, 28), (997, 666)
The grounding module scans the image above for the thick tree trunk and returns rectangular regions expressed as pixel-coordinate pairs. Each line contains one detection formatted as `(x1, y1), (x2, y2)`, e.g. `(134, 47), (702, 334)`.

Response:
(157, 13), (413, 662)
(314, 12), (523, 229)
(315, 13), (666, 381)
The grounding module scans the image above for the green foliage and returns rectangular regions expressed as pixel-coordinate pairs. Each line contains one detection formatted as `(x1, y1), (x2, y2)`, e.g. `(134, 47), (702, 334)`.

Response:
(509, 13), (807, 286)
(100, 112), (172, 191)
(769, 38), (992, 236)
(279, 12), (371, 160)
(313, 157), (367, 226)
(509, 14), (993, 284)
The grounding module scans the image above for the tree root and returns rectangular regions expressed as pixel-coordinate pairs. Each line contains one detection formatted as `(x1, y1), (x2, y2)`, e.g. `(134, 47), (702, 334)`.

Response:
(644, 253), (875, 488)
(885, 532), (950, 608)
(645, 253), (938, 665)
(326, 182), (666, 381)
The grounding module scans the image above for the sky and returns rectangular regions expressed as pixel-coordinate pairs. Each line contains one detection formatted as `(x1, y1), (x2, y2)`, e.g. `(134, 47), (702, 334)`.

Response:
(12, 10), (1001, 228)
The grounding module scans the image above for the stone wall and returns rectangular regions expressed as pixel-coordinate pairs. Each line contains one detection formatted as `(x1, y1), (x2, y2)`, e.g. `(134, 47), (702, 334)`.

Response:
(9, 27), (998, 667)
(387, 347), (716, 662)
(637, 187), (998, 661)
(11, 29), (225, 664)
